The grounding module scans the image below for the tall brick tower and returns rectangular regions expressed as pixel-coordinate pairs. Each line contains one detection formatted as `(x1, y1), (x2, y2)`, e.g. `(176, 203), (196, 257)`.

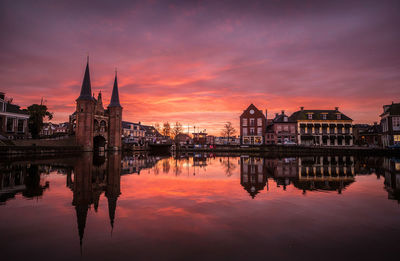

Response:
(76, 59), (95, 151)
(107, 72), (122, 150)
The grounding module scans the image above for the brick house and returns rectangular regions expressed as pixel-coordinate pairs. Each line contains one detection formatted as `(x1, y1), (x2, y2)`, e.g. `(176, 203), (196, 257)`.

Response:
(240, 104), (266, 145)
(265, 110), (297, 144)
(380, 102), (400, 147)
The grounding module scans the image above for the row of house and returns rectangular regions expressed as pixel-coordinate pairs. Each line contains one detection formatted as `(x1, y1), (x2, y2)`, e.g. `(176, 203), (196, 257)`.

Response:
(240, 102), (400, 147)
(240, 104), (354, 146)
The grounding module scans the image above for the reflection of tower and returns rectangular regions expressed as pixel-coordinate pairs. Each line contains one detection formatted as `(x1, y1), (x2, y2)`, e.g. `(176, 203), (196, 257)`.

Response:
(72, 153), (93, 253)
(240, 157), (268, 199)
(106, 152), (121, 232)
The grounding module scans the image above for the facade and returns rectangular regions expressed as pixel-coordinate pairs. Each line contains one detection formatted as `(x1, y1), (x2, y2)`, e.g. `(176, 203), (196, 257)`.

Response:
(289, 107), (353, 146)
(353, 123), (382, 147)
(380, 102), (400, 147)
(240, 104), (266, 145)
(71, 60), (123, 151)
(175, 133), (192, 145)
(0, 92), (29, 140)
(265, 110), (297, 145)
(122, 121), (146, 145)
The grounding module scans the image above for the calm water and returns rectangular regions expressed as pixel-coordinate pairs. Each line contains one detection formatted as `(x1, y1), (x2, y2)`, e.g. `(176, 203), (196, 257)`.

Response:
(1, 153), (399, 261)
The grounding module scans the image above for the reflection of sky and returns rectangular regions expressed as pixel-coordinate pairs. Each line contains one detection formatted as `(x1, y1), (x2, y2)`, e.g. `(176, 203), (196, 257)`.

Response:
(1, 161), (400, 260)
(1, 0), (400, 134)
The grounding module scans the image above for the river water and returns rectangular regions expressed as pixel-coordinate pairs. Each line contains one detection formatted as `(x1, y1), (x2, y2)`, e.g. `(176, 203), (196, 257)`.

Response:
(1, 153), (399, 260)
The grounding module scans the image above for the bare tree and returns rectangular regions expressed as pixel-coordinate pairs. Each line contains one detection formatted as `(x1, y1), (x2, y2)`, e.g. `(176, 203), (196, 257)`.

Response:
(162, 122), (171, 137)
(154, 122), (161, 133)
(221, 122), (236, 144)
(171, 122), (183, 140)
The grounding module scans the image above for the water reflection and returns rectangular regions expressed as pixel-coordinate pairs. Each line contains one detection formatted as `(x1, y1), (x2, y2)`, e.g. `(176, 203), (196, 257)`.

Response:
(1, 153), (400, 258)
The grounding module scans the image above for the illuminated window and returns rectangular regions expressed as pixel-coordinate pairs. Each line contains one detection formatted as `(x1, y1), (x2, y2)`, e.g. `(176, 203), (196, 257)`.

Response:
(242, 128), (247, 136)
(394, 135), (400, 144)
(257, 118), (262, 126)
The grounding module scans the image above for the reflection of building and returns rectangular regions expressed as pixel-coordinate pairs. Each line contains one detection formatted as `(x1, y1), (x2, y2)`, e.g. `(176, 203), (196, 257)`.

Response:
(121, 154), (162, 174)
(0, 164), (50, 204)
(0, 92), (29, 140)
(70, 152), (121, 251)
(294, 156), (355, 193)
(289, 107), (353, 146)
(380, 102), (400, 147)
(240, 156), (268, 198)
(383, 158), (400, 203)
(70, 60), (122, 151)
(265, 157), (298, 189)
(240, 104), (266, 145)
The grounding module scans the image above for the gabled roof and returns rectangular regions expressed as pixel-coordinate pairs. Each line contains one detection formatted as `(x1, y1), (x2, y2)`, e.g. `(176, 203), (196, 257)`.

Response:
(273, 112), (295, 123)
(289, 109), (352, 121)
(240, 103), (265, 118)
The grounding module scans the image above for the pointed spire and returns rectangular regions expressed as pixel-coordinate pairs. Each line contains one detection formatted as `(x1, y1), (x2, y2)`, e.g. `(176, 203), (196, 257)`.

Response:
(108, 70), (121, 107)
(77, 58), (94, 101)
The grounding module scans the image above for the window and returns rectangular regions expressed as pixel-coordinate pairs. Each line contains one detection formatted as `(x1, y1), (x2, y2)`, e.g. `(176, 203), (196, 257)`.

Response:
(250, 128), (255, 135)
(337, 114), (341, 120)
(242, 128), (247, 136)
(307, 114), (313, 120)
(283, 126), (289, 132)
(242, 118), (247, 126)
(322, 114), (327, 120)
(249, 118), (255, 126)
(0, 101), (3, 112)
(284, 116), (288, 122)
(257, 127), (262, 135)
(394, 135), (400, 144)
(17, 119), (24, 133)
(393, 117), (400, 131)
(257, 118), (262, 126)
(6, 118), (14, 132)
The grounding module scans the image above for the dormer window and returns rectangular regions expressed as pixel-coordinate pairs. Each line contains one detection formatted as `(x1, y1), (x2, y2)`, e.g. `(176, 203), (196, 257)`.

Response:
(284, 116), (288, 122)
(307, 114), (313, 120)
(337, 114), (341, 120)
(322, 114), (327, 120)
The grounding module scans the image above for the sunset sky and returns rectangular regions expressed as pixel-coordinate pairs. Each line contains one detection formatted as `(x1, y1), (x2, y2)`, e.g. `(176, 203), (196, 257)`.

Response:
(1, 0), (399, 135)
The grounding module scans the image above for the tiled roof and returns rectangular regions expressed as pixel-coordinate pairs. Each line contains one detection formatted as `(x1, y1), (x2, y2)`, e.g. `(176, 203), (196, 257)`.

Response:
(289, 109), (352, 121)
(273, 113), (296, 123)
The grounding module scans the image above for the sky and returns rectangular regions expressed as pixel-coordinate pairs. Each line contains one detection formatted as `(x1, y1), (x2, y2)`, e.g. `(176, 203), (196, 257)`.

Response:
(1, 0), (399, 135)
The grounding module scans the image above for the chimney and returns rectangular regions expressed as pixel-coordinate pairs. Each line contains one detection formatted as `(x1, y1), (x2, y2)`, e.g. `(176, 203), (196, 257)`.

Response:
(281, 110), (285, 115)
(265, 109), (268, 119)
(335, 107), (339, 111)
(300, 107), (304, 111)
(0, 92), (4, 100)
